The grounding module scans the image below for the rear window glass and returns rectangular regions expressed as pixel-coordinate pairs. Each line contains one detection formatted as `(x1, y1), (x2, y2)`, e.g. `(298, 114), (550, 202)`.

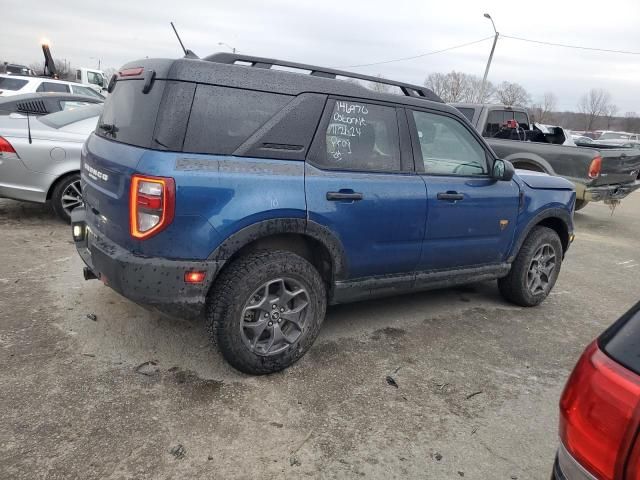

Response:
(483, 110), (529, 137)
(96, 79), (166, 148)
(37, 82), (70, 93)
(0, 77), (28, 91)
(602, 304), (640, 375)
(183, 85), (291, 155)
(40, 104), (103, 129)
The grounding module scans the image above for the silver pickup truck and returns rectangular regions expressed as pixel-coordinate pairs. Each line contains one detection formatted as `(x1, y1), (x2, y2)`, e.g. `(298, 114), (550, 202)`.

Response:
(453, 103), (640, 210)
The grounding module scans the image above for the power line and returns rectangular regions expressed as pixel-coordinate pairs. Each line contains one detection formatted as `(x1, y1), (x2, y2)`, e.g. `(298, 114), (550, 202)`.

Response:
(338, 36), (494, 68)
(501, 34), (640, 55)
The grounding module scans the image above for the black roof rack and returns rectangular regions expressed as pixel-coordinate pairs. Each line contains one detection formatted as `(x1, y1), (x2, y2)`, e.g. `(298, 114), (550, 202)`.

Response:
(203, 52), (443, 103)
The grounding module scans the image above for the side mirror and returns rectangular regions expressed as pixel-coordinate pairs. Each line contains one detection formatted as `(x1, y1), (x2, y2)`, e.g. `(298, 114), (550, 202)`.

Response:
(492, 159), (515, 181)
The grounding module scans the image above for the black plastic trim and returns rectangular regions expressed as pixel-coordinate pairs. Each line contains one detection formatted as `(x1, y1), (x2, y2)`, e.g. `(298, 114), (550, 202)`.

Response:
(332, 263), (510, 304)
(207, 218), (349, 280)
(507, 208), (572, 262)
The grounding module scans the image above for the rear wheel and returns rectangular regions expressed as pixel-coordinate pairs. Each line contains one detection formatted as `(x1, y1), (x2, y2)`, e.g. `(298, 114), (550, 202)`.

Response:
(574, 199), (589, 211)
(51, 173), (83, 223)
(207, 250), (326, 374)
(498, 226), (563, 307)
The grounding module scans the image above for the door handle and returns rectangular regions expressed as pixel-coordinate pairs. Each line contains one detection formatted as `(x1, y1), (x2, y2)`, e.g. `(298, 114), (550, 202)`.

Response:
(437, 192), (464, 201)
(326, 191), (364, 201)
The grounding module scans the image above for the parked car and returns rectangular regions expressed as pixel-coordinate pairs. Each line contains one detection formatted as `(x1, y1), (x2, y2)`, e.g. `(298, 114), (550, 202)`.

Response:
(0, 92), (102, 117)
(452, 103), (640, 211)
(571, 135), (594, 145)
(1, 63), (36, 76)
(553, 300), (640, 480)
(0, 104), (102, 221)
(71, 53), (575, 374)
(596, 131), (640, 146)
(0, 74), (105, 99)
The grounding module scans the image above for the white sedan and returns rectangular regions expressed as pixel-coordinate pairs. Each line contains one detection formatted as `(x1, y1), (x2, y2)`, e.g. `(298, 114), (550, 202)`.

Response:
(0, 74), (104, 100)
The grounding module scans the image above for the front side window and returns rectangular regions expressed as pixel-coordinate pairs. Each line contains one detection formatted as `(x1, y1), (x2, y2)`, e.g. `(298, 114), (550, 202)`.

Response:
(36, 82), (70, 93)
(412, 110), (488, 176)
(86, 71), (104, 87)
(72, 85), (104, 99)
(320, 100), (400, 172)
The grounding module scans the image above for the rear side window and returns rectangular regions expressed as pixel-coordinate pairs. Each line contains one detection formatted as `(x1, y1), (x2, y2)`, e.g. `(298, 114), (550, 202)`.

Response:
(37, 82), (70, 93)
(96, 79), (166, 148)
(0, 77), (28, 91)
(484, 110), (529, 137)
(183, 85), (291, 155)
(456, 107), (475, 122)
(317, 100), (401, 172)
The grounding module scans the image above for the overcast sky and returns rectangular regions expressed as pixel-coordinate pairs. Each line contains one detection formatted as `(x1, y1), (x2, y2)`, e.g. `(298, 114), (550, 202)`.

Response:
(4, 0), (640, 112)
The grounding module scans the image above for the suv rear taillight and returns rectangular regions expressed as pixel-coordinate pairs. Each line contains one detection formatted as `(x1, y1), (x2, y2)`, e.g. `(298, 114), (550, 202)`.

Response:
(129, 174), (175, 239)
(559, 341), (640, 479)
(588, 156), (602, 179)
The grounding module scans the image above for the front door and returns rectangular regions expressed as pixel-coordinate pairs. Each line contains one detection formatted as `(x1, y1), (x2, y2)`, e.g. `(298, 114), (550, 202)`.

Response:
(305, 99), (426, 279)
(408, 109), (520, 271)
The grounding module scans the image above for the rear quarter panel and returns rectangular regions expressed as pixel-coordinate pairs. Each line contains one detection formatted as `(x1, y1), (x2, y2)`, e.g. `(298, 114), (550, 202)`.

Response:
(135, 152), (306, 260)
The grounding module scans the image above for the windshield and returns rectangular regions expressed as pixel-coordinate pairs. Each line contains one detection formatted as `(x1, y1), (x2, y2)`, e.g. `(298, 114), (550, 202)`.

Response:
(0, 77), (28, 91)
(599, 132), (630, 140)
(72, 85), (105, 99)
(39, 104), (103, 129)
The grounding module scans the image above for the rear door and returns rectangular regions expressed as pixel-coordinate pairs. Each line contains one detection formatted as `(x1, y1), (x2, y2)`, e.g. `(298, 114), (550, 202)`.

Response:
(408, 109), (520, 270)
(305, 98), (426, 279)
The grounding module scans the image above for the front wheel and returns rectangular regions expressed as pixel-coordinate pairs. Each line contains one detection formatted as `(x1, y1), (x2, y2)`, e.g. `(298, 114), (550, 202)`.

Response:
(51, 173), (83, 223)
(207, 250), (327, 374)
(498, 226), (563, 307)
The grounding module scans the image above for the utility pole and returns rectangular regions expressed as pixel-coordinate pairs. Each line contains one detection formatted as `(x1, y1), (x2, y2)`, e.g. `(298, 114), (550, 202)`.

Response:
(479, 13), (499, 103)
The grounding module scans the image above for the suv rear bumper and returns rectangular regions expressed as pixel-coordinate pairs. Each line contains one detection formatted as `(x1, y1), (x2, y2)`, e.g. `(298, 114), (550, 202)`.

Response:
(584, 180), (640, 202)
(71, 208), (220, 319)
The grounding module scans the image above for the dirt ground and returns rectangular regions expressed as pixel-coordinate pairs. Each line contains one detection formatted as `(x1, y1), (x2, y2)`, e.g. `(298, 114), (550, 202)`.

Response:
(1, 194), (639, 480)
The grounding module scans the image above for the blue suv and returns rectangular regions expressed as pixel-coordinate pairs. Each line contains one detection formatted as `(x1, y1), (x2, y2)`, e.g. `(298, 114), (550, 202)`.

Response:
(72, 53), (575, 374)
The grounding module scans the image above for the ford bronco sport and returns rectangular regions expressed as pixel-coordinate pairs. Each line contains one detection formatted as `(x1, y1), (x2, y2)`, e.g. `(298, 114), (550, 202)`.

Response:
(71, 53), (575, 374)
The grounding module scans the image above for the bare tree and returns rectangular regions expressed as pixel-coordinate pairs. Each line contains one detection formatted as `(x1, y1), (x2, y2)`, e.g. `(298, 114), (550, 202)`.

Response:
(577, 88), (612, 131)
(624, 112), (640, 133)
(367, 74), (391, 94)
(424, 72), (450, 100)
(465, 76), (494, 103)
(424, 71), (491, 103)
(604, 104), (618, 129)
(530, 92), (557, 124)
(494, 81), (531, 107)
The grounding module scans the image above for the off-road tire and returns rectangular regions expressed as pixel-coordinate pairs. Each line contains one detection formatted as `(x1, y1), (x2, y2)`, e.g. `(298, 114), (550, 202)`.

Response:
(498, 226), (563, 307)
(51, 173), (82, 223)
(206, 250), (326, 374)
(574, 199), (589, 211)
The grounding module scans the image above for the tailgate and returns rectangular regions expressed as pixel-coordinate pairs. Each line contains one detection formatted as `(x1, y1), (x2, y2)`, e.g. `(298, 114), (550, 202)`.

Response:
(81, 134), (144, 251)
(593, 148), (640, 186)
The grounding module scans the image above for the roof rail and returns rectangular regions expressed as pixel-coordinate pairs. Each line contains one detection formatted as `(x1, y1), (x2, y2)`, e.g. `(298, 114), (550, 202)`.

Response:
(202, 52), (443, 103)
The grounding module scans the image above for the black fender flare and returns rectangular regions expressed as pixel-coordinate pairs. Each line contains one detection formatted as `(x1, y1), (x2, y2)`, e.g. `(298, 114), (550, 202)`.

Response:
(207, 218), (348, 280)
(507, 208), (572, 262)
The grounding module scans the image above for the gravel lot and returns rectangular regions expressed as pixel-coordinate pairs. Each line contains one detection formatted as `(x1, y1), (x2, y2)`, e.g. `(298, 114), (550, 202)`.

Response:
(1, 193), (639, 479)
